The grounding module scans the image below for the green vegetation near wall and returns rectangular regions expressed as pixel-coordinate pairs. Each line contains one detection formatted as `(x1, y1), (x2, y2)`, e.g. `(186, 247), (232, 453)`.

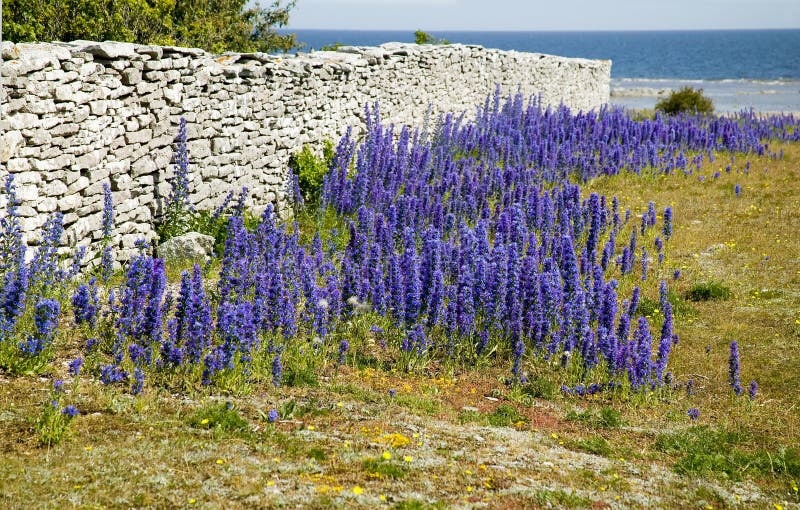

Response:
(2, 0), (298, 53)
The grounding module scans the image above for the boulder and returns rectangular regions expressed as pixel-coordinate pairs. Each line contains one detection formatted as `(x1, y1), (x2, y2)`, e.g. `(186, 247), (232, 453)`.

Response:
(156, 232), (215, 263)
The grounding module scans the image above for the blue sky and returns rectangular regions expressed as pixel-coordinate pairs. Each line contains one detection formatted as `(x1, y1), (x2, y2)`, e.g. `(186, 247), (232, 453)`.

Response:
(285, 0), (800, 30)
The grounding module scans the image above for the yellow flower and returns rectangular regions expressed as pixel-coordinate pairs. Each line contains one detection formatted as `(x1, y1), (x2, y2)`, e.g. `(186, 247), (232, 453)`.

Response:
(336, 402), (343, 407)
(188, 499), (196, 505)
(307, 425), (316, 430)
(352, 486), (363, 495)
(773, 504), (783, 510)
(380, 433), (410, 448)
(380, 495), (387, 502)
(216, 459), (225, 465)
(267, 481), (275, 486)
(201, 418), (209, 425)
(382, 451), (392, 460)
(403, 455), (413, 462)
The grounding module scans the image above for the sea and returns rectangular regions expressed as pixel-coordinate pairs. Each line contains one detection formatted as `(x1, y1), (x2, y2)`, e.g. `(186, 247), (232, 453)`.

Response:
(282, 29), (800, 113)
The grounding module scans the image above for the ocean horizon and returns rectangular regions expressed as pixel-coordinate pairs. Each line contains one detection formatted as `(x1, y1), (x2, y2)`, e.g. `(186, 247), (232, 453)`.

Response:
(280, 29), (800, 112)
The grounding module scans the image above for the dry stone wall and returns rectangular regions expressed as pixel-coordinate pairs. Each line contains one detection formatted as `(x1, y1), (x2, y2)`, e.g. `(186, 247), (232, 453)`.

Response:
(0, 39), (611, 260)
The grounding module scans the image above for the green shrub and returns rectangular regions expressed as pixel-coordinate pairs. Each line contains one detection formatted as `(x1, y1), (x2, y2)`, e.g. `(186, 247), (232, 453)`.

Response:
(189, 206), (259, 256)
(414, 30), (450, 45)
(686, 281), (732, 302)
(289, 140), (335, 206)
(2, 0), (299, 54)
(319, 42), (343, 51)
(655, 87), (713, 115)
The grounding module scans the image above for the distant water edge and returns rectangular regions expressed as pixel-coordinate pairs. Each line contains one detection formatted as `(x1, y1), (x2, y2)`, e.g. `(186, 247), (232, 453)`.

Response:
(282, 29), (800, 112)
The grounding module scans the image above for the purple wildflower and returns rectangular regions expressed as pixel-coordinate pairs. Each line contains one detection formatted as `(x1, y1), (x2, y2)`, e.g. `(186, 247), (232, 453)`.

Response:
(729, 341), (742, 396)
(68, 357), (83, 377)
(61, 405), (79, 418)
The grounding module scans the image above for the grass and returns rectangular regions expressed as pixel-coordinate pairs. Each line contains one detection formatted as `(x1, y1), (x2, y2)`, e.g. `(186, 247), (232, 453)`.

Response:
(565, 407), (623, 429)
(1, 142), (800, 508)
(655, 426), (800, 480)
(685, 281), (733, 301)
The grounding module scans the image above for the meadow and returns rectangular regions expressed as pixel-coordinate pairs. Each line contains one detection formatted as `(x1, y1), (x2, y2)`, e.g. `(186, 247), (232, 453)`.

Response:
(1, 94), (799, 509)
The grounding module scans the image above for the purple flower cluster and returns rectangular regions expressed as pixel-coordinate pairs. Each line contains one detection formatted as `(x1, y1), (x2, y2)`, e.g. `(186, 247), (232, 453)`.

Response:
(20, 298), (61, 356)
(5, 93), (793, 396)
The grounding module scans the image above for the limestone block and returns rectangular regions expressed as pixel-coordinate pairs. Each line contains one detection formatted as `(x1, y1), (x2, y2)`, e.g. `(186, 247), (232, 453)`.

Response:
(131, 156), (157, 177)
(125, 129), (153, 145)
(31, 155), (71, 171)
(5, 158), (32, 172)
(136, 45), (163, 59)
(24, 99), (56, 114)
(187, 139), (211, 159)
(83, 41), (139, 59)
(50, 123), (80, 137)
(163, 87), (182, 104)
(45, 180), (68, 196)
(36, 197), (58, 213)
(58, 194), (83, 212)
(1, 130), (25, 162)
(17, 184), (39, 202)
(156, 232), (215, 263)
(67, 176), (90, 194)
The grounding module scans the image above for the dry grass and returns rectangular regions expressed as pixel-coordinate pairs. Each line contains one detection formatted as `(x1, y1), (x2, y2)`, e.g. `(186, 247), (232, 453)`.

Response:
(1, 143), (800, 509)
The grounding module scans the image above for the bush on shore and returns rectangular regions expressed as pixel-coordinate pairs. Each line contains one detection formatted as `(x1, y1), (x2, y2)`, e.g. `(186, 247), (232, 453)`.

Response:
(656, 87), (714, 116)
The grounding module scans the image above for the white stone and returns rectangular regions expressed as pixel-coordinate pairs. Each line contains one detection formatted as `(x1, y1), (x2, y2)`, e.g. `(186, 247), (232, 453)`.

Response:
(1, 130), (25, 162)
(157, 232), (215, 263)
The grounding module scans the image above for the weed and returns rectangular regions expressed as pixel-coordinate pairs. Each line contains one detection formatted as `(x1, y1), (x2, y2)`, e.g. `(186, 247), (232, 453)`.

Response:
(655, 426), (800, 480)
(531, 488), (593, 507)
(521, 375), (558, 400)
(187, 401), (250, 437)
(35, 396), (78, 447)
(395, 394), (441, 416)
(306, 446), (327, 461)
(363, 457), (408, 479)
(487, 403), (526, 427)
(570, 435), (613, 456)
(686, 281), (732, 301)
(395, 500), (445, 510)
(566, 406), (623, 429)
(289, 140), (335, 206)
